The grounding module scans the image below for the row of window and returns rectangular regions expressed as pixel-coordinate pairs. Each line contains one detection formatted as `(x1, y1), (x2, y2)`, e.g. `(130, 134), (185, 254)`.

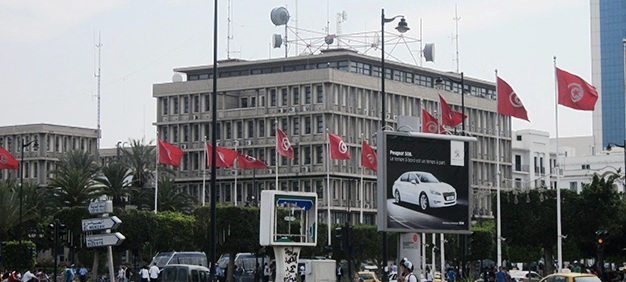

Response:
(0, 135), (95, 154)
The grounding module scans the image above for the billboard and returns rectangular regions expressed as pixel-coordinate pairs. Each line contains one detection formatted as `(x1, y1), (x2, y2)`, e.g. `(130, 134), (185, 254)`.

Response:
(377, 131), (474, 233)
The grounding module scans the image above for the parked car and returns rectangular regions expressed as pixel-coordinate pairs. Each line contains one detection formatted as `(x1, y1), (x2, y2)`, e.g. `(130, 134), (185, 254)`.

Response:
(510, 270), (542, 282)
(161, 264), (210, 282)
(151, 252), (208, 269)
(539, 272), (601, 282)
(392, 171), (457, 211)
(358, 271), (381, 282)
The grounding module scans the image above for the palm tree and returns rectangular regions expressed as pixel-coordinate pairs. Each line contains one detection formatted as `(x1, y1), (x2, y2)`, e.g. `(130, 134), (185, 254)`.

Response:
(95, 161), (132, 208)
(121, 139), (155, 189)
(48, 150), (101, 207)
(0, 179), (20, 241)
(155, 177), (197, 213)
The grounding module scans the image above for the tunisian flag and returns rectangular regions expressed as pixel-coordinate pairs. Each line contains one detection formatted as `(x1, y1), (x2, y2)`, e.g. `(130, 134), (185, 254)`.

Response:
(237, 153), (268, 169)
(206, 144), (238, 168)
(361, 141), (377, 171)
(0, 147), (18, 170)
(421, 109), (446, 134)
(497, 76), (529, 121)
(556, 67), (598, 111)
(276, 128), (294, 159)
(158, 139), (184, 167)
(328, 133), (351, 160)
(439, 95), (466, 127)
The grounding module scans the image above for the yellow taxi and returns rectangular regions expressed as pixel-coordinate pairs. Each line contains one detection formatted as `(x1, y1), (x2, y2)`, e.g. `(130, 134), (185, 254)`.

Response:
(358, 271), (381, 282)
(539, 272), (601, 282)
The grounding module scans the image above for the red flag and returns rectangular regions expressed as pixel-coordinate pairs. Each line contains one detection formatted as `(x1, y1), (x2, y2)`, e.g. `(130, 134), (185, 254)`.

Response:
(158, 139), (184, 167)
(237, 153), (268, 169)
(421, 109), (446, 134)
(497, 76), (530, 121)
(439, 95), (466, 127)
(361, 141), (377, 171)
(0, 147), (18, 170)
(556, 67), (598, 111)
(328, 133), (351, 160)
(206, 144), (238, 168)
(276, 128), (294, 159)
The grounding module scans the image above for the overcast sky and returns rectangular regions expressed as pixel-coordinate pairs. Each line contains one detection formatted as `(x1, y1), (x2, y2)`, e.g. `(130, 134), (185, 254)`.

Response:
(0, 0), (592, 148)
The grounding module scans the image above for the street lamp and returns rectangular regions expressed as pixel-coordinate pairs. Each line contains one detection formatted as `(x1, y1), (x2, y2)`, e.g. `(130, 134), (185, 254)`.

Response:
(606, 142), (626, 188)
(381, 9), (409, 282)
(435, 72), (466, 134)
(19, 137), (38, 270)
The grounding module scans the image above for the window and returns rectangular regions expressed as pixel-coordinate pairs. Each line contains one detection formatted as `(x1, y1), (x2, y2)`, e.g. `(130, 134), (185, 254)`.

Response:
(236, 121), (243, 138)
(305, 86), (312, 104)
(183, 96), (189, 113)
(569, 182), (578, 190)
(204, 94), (211, 111)
(270, 89), (277, 107)
(173, 97), (179, 114)
(226, 123), (232, 139)
(304, 117), (311, 134)
(193, 95), (199, 112)
(241, 97), (248, 108)
(304, 146), (311, 164)
(258, 120), (265, 138)
(516, 135), (522, 141)
(282, 88), (288, 106)
(316, 145), (324, 164)
(173, 126), (179, 142)
(251, 97), (256, 107)
(515, 155), (522, 171)
(293, 117), (300, 135)
(316, 85), (324, 103)
(162, 98), (169, 115)
(293, 148), (299, 164)
(183, 125), (189, 142)
(316, 116), (324, 133)
(247, 121), (254, 138)
(581, 164), (590, 170)
(293, 87), (300, 105)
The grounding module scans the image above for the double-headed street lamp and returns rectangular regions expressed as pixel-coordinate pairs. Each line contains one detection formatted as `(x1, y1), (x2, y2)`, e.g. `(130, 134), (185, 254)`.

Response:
(381, 9), (409, 282)
(606, 142), (626, 187)
(19, 137), (38, 269)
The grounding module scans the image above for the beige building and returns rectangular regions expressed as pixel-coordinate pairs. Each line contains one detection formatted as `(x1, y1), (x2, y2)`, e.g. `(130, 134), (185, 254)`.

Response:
(152, 49), (512, 224)
(0, 123), (98, 186)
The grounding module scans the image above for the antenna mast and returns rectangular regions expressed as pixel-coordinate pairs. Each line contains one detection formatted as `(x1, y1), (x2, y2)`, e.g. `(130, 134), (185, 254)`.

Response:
(227, 0), (233, 59)
(453, 5), (461, 73)
(95, 33), (102, 160)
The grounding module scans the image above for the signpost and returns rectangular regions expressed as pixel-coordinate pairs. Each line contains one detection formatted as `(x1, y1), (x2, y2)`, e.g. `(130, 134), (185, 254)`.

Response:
(88, 201), (113, 215)
(82, 216), (122, 232)
(85, 233), (126, 248)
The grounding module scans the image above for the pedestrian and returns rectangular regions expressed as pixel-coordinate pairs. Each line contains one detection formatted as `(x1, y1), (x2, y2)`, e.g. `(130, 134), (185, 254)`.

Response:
(263, 263), (270, 282)
(117, 266), (126, 282)
(336, 263), (343, 282)
(149, 263), (159, 282)
(79, 265), (88, 282)
(425, 267), (434, 282)
(22, 269), (38, 282)
(64, 262), (75, 282)
(124, 266), (132, 282)
(298, 265), (305, 282)
(138, 266), (149, 282)
(496, 267), (505, 282)
(447, 268), (455, 282)
(399, 259), (418, 282)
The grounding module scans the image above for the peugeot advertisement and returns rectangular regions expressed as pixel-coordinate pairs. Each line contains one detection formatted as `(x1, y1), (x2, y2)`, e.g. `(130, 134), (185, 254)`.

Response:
(377, 131), (474, 234)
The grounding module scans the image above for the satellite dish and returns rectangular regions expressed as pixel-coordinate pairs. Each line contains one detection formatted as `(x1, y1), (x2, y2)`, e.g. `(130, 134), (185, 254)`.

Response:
(324, 35), (335, 45)
(272, 34), (283, 48)
(172, 73), (183, 82)
(424, 43), (435, 62)
(270, 7), (290, 26)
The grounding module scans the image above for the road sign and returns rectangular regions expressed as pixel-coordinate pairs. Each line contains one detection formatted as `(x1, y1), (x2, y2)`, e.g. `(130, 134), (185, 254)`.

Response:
(82, 216), (122, 232)
(85, 233), (125, 248)
(88, 201), (113, 214)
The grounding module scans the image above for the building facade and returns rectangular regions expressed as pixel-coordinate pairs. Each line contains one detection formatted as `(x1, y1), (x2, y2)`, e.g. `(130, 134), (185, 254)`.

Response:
(0, 124), (99, 186)
(591, 0), (626, 151)
(152, 49), (512, 224)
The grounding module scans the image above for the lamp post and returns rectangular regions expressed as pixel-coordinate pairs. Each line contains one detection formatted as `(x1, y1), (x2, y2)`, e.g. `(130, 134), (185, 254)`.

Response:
(381, 9), (409, 282)
(19, 137), (38, 270)
(435, 72), (466, 134)
(209, 0), (219, 281)
(606, 142), (626, 189)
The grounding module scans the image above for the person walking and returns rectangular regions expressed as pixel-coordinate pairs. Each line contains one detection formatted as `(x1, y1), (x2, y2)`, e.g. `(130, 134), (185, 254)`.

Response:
(263, 263), (270, 282)
(64, 263), (75, 282)
(298, 265), (305, 282)
(495, 267), (505, 282)
(138, 266), (149, 282)
(399, 260), (418, 282)
(425, 267), (434, 282)
(447, 268), (456, 282)
(148, 264), (159, 282)
(78, 265), (87, 282)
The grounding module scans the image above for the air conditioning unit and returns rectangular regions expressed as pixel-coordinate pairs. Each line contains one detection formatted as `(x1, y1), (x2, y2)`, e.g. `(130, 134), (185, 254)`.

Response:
(163, 117), (169, 122)
(181, 144), (187, 149)
(245, 140), (253, 146)
(301, 167), (310, 173)
(192, 115), (199, 120)
(289, 107), (296, 113)
(302, 106), (309, 112)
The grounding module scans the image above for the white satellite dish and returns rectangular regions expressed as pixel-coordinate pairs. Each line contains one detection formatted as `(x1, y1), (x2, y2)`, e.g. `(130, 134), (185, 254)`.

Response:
(423, 43), (435, 62)
(270, 7), (290, 26)
(172, 73), (183, 82)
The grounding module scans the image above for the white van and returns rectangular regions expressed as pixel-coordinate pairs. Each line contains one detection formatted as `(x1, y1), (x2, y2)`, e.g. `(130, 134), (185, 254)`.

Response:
(151, 252), (208, 269)
(161, 264), (210, 282)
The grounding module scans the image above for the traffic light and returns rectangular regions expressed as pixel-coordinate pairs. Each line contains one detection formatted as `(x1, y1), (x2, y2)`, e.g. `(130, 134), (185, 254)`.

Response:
(48, 223), (56, 242)
(335, 226), (344, 250)
(595, 230), (608, 250)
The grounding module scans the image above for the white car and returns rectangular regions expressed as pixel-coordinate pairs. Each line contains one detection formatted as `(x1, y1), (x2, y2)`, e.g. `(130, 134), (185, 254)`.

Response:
(392, 171), (457, 211)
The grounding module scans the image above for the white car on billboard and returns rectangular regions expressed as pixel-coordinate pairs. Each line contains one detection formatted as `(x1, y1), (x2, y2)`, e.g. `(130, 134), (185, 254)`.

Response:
(392, 171), (457, 211)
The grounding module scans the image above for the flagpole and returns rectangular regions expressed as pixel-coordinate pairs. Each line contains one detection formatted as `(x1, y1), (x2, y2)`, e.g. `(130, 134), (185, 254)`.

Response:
(202, 136), (207, 206)
(554, 56), (563, 272)
(326, 128), (332, 246)
(275, 120), (279, 190)
(495, 70), (502, 267)
(234, 140), (238, 206)
(359, 139), (364, 224)
(154, 134), (159, 214)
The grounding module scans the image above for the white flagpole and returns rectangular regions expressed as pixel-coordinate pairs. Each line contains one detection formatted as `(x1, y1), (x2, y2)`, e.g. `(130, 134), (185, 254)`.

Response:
(234, 140), (238, 206)
(202, 136), (207, 206)
(431, 233), (436, 273)
(440, 233), (445, 275)
(421, 233), (426, 273)
(154, 134), (159, 214)
(554, 56), (563, 272)
(326, 128), (332, 245)
(275, 121), (279, 190)
(359, 155), (364, 224)
(495, 69), (502, 267)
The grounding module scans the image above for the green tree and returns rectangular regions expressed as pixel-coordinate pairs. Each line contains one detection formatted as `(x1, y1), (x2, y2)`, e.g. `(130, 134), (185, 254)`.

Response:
(154, 177), (197, 213)
(96, 161), (133, 208)
(121, 139), (155, 189)
(153, 211), (197, 252)
(48, 150), (101, 207)
(117, 209), (158, 261)
(0, 179), (20, 241)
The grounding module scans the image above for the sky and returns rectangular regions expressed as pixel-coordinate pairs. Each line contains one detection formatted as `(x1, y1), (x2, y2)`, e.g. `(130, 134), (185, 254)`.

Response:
(0, 0), (593, 148)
